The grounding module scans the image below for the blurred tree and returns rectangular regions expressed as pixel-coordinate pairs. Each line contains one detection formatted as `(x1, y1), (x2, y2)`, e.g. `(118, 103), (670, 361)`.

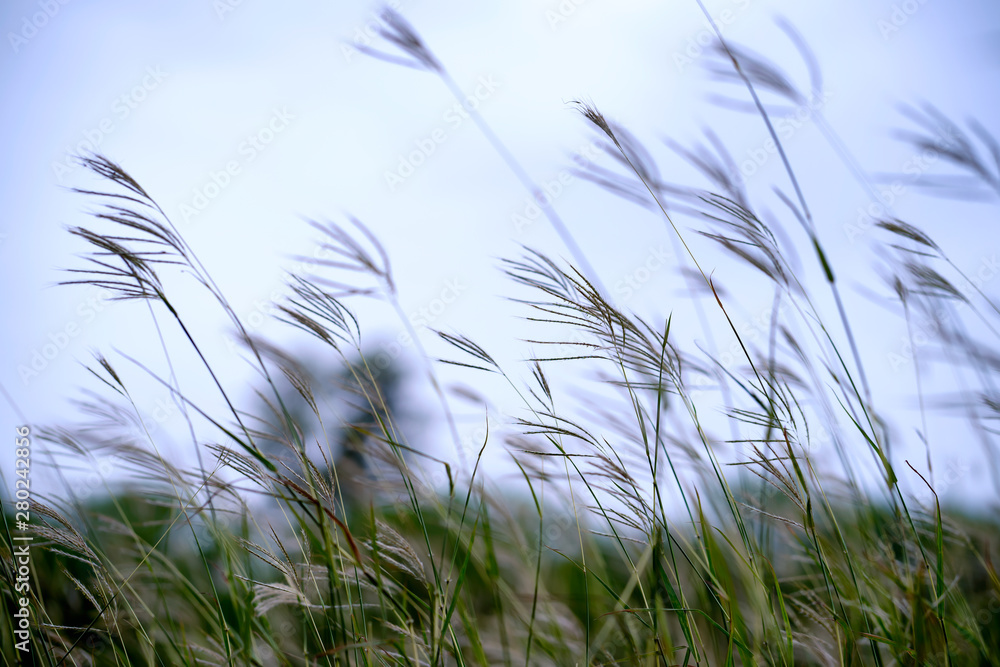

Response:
(251, 345), (413, 519)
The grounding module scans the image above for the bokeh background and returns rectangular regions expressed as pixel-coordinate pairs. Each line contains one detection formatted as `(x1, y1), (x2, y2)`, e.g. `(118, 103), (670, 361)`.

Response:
(1, 0), (998, 506)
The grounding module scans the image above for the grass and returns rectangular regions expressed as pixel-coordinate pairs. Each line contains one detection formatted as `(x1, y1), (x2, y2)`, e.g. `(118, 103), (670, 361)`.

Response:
(3, 6), (1000, 666)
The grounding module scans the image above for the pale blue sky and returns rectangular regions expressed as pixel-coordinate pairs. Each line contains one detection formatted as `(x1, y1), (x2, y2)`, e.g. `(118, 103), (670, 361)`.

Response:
(2, 0), (998, 505)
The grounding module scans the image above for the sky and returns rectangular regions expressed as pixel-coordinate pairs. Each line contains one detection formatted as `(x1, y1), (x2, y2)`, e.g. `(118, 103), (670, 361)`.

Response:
(2, 0), (999, 509)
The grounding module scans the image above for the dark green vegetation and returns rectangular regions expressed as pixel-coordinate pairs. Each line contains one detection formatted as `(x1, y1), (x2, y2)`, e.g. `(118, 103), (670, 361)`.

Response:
(3, 8), (1000, 666)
